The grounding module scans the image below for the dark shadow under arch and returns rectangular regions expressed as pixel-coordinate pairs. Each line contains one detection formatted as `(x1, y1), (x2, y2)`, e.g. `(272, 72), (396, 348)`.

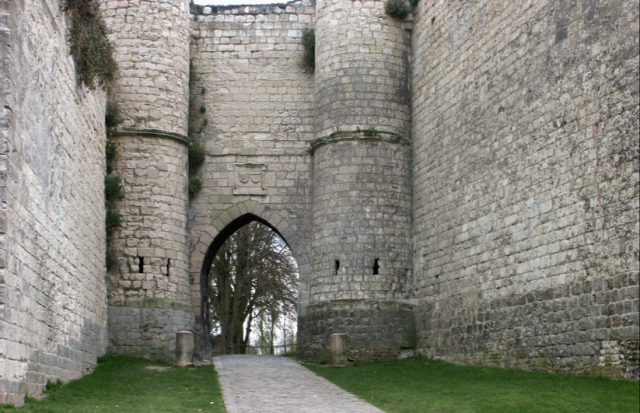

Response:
(198, 213), (294, 355)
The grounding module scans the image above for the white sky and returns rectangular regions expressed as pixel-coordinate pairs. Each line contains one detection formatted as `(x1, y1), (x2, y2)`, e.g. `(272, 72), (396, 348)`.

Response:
(193, 0), (284, 5)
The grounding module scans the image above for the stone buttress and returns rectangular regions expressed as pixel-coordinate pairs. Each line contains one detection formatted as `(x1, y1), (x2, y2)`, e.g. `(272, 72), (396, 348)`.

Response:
(300, 0), (415, 361)
(101, 0), (193, 362)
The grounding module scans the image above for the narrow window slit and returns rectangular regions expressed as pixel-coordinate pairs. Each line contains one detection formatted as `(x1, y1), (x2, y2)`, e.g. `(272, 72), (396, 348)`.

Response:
(373, 258), (380, 275)
(335, 260), (340, 275)
(166, 259), (171, 276)
(138, 256), (144, 273)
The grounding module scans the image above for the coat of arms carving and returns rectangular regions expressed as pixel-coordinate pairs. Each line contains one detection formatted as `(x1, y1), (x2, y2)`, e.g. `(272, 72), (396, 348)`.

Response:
(233, 164), (266, 195)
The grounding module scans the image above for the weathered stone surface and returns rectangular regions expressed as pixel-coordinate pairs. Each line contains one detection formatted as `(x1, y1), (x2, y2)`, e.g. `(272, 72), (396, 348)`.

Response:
(175, 331), (195, 367)
(306, 0), (414, 359)
(100, 0), (191, 135)
(330, 333), (347, 366)
(101, 0), (194, 363)
(411, 0), (639, 379)
(214, 355), (385, 413)
(299, 301), (415, 362)
(311, 138), (412, 304)
(314, 0), (411, 138)
(187, 0), (316, 356)
(106, 135), (191, 304)
(1, 0), (638, 406)
(0, 0), (108, 405)
(108, 306), (193, 363)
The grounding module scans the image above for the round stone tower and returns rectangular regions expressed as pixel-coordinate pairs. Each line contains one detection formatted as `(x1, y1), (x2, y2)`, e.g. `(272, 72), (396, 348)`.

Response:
(302, 0), (415, 361)
(100, 0), (193, 362)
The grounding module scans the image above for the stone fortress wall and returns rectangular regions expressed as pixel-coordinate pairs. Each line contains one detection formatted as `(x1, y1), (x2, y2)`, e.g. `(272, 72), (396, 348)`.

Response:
(0, 0), (108, 405)
(411, 0), (639, 376)
(0, 0), (638, 406)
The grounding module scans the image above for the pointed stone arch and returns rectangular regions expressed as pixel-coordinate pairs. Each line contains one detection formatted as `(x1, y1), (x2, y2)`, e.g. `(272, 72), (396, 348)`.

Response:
(189, 200), (311, 356)
(191, 200), (310, 275)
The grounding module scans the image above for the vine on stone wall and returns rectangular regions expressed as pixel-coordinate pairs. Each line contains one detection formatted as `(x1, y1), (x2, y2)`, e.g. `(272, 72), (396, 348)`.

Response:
(301, 27), (315, 71)
(105, 104), (123, 271)
(105, 102), (121, 130)
(188, 142), (206, 197)
(64, 0), (117, 88)
(187, 60), (207, 197)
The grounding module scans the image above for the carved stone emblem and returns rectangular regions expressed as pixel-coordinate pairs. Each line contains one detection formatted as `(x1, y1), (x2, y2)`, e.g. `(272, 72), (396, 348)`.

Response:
(233, 164), (266, 195)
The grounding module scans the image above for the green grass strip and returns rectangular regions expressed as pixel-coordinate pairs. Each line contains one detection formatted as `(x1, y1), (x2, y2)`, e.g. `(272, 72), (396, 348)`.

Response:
(307, 357), (639, 413)
(1, 355), (225, 413)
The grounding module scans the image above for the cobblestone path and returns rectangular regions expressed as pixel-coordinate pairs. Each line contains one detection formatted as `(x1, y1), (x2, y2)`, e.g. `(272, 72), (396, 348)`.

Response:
(214, 355), (385, 413)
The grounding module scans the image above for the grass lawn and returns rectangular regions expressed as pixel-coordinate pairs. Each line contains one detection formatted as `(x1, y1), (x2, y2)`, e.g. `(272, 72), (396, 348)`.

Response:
(307, 357), (640, 413)
(1, 355), (225, 413)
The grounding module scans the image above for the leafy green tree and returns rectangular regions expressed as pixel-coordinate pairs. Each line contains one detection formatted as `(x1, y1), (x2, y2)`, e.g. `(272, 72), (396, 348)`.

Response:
(208, 222), (297, 354)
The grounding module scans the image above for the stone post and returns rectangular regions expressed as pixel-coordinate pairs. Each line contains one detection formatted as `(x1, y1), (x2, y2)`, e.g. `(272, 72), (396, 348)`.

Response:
(175, 331), (195, 367)
(330, 333), (348, 366)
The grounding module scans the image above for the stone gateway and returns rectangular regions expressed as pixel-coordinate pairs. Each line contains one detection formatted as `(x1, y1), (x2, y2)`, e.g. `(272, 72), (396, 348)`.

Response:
(0, 0), (638, 405)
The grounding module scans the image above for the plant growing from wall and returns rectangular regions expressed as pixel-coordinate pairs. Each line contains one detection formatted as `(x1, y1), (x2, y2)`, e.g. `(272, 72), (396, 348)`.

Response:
(186, 59), (207, 197)
(105, 140), (122, 271)
(105, 210), (122, 237)
(189, 59), (197, 83)
(105, 175), (124, 202)
(301, 27), (315, 71)
(189, 2), (204, 15)
(189, 178), (203, 197)
(105, 102), (121, 128)
(385, 0), (409, 19)
(188, 60), (209, 135)
(188, 141), (206, 197)
(64, 0), (117, 88)
(189, 142), (206, 175)
(104, 103), (123, 271)
(105, 135), (118, 174)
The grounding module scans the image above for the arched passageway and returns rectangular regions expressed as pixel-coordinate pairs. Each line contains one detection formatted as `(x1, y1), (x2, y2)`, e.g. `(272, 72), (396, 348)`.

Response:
(201, 215), (298, 355)
(191, 206), (311, 358)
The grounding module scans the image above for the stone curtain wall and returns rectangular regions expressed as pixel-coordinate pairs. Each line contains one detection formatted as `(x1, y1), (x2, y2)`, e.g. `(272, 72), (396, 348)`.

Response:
(0, 0), (108, 405)
(188, 0), (315, 343)
(411, 0), (639, 377)
(101, 0), (193, 362)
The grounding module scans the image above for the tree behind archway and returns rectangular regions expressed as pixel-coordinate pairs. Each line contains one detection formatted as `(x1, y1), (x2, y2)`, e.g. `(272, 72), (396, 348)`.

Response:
(208, 221), (297, 354)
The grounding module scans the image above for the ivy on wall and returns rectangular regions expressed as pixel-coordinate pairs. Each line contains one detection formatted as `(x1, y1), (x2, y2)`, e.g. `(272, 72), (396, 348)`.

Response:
(105, 103), (123, 271)
(64, 0), (117, 88)
(188, 142), (205, 197)
(301, 27), (315, 71)
(187, 60), (207, 197)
